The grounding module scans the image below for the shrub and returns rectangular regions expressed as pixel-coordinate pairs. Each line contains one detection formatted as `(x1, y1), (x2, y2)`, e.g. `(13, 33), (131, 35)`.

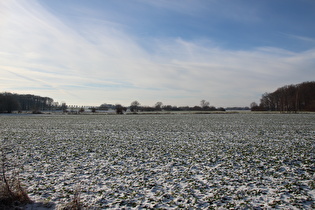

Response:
(0, 140), (32, 208)
(60, 186), (85, 210)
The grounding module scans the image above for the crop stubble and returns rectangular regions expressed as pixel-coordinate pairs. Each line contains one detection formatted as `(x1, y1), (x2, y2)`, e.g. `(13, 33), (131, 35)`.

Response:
(1, 114), (314, 209)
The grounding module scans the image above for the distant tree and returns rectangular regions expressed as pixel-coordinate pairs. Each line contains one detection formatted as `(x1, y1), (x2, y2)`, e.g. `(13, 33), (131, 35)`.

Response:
(250, 102), (258, 109)
(155, 102), (163, 111)
(162, 105), (180, 111)
(208, 106), (218, 111)
(179, 106), (190, 111)
(217, 107), (226, 111)
(130, 101), (140, 112)
(162, 105), (172, 111)
(250, 102), (266, 111)
(250, 102), (259, 111)
(61, 102), (67, 113)
(192, 106), (202, 111)
(115, 104), (126, 114)
(200, 100), (210, 110)
(140, 106), (156, 112)
(51, 102), (59, 111)
(99, 104), (109, 111)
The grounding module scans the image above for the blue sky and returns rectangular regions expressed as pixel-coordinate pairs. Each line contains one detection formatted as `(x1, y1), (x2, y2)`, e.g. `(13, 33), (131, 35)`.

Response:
(1, 0), (315, 107)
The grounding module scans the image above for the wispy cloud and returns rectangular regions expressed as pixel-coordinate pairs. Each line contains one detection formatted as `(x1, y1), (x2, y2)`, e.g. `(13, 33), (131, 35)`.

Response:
(0, 0), (314, 107)
(285, 34), (315, 44)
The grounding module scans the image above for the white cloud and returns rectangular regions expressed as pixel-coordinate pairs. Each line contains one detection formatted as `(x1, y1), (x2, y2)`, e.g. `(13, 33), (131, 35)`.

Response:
(0, 0), (314, 107)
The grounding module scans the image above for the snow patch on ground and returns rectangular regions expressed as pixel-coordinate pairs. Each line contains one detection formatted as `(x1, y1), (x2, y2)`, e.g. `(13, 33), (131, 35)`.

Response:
(1, 114), (314, 209)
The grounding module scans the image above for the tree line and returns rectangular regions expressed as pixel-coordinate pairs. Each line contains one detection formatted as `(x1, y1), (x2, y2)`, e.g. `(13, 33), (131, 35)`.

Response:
(0, 92), (64, 113)
(98, 100), (225, 114)
(0, 93), (225, 114)
(251, 81), (315, 112)
(6, 81), (315, 114)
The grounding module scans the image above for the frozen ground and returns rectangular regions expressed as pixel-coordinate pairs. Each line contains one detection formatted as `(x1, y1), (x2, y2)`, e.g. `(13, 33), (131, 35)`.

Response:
(1, 113), (315, 209)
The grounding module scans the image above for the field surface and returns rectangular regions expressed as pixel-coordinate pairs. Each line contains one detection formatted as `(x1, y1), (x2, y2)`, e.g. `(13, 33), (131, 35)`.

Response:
(1, 113), (315, 209)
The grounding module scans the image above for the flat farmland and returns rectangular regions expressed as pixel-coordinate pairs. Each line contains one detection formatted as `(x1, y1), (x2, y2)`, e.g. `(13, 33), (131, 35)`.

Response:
(1, 113), (315, 209)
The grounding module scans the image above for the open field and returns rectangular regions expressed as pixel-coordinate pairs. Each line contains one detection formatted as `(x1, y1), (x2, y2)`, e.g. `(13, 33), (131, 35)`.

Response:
(1, 113), (315, 209)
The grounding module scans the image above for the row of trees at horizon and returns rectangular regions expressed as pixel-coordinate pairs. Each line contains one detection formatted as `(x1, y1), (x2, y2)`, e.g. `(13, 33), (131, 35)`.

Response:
(0, 93), (224, 114)
(1, 81), (314, 113)
(251, 81), (315, 112)
(107, 99), (226, 114)
(0, 93), (66, 113)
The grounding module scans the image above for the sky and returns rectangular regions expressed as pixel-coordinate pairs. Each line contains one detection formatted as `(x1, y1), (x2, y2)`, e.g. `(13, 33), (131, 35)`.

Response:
(1, 0), (315, 107)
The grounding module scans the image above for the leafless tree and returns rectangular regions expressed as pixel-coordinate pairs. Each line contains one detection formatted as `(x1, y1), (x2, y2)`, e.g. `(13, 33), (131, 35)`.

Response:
(200, 100), (210, 110)
(130, 101), (140, 112)
(155, 102), (163, 111)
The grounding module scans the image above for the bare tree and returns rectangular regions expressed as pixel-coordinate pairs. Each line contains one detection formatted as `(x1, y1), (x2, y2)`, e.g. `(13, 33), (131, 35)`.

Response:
(130, 101), (140, 112)
(200, 100), (210, 110)
(256, 81), (315, 112)
(155, 102), (163, 111)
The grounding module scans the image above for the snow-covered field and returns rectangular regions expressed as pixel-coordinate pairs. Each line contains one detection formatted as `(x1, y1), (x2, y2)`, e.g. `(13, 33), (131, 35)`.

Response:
(1, 113), (315, 209)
